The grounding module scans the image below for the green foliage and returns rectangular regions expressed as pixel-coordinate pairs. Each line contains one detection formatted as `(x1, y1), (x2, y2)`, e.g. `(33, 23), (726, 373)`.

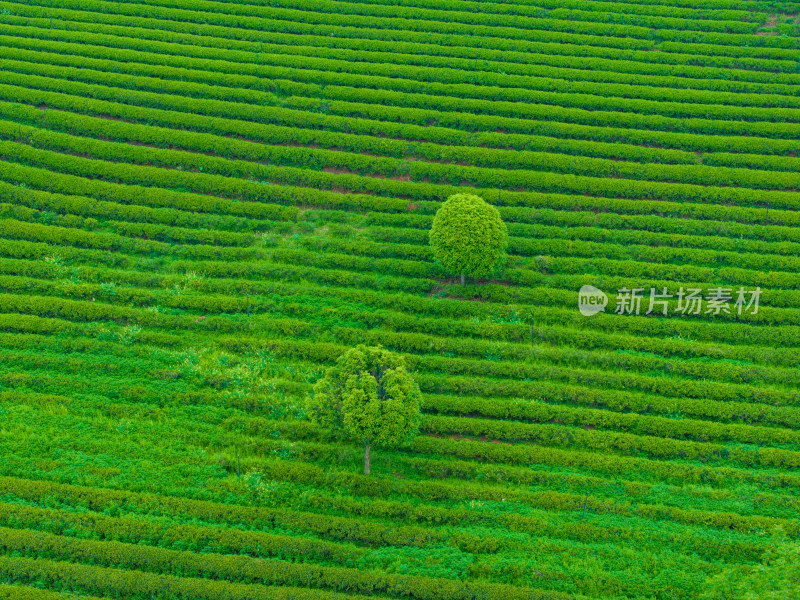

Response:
(430, 194), (508, 282)
(307, 345), (422, 473)
(701, 527), (800, 599)
(358, 544), (474, 580)
(2, 1), (800, 597)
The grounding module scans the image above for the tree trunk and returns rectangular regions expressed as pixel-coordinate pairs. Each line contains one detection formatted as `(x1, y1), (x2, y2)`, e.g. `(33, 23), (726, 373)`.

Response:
(460, 272), (465, 286)
(363, 442), (371, 475)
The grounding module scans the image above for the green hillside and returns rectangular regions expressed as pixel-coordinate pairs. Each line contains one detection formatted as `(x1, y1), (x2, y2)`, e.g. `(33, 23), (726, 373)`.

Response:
(0, 0), (799, 598)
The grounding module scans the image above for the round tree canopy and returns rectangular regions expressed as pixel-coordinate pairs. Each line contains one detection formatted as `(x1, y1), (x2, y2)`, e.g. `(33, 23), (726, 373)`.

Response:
(429, 193), (508, 280)
(307, 345), (422, 449)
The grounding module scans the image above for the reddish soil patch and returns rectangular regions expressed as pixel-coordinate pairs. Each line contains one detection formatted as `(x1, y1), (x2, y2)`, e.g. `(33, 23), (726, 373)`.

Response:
(322, 166), (353, 176)
(755, 14), (780, 35)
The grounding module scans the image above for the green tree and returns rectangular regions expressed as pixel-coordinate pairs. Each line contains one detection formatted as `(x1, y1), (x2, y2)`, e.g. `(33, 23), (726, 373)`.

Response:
(306, 345), (423, 475)
(429, 193), (508, 285)
(701, 527), (800, 599)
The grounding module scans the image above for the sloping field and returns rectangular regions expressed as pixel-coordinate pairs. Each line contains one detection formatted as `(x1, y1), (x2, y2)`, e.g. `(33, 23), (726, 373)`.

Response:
(0, 0), (799, 598)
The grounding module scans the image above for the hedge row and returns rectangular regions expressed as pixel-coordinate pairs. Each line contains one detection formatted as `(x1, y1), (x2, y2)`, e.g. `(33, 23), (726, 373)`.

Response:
(310, 324), (800, 408)
(510, 223), (800, 262)
(0, 348), (166, 380)
(704, 151), (800, 173)
(209, 330), (798, 416)
(422, 414), (800, 468)
(523, 259), (800, 299)
(260, 249), (800, 327)
(448, 285), (797, 328)
(370, 214), (800, 257)
(3, 249), (794, 362)
(0, 583), (90, 600)
(654, 26), (800, 49)
(430, 0), (755, 19)
(406, 434), (800, 492)
(508, 205), (800, 242)
(390, 452), (800, 524)
(8, 15), (799, 95)
(363, 236), (800, 302)
(0, 329), (181, 367)
(525, 306), (800, 349)
(0, 0), (660, 44)
(230, 446), (781, 572)
(253, 457), (800, 538)
(7, 122), (800, 222)
(30, 244), (800, 347)
(267, 300), (800, 381)
(1, 527), (577, 600)
(0, 84), (712, 167)
(96, 0), (795, 50)
(0, 157), (299, 223)
(0, 476), (499, 553)
(229, 338), (800, 429)
(2, 56), (797, 166)
(271, 248), (438, 281)
(0, 245), (433, 303)
(179, 265), (800, 349)
(217, 330), (799, 429)
(6, 291), (791, 427)
(503, 218), (800, 258)
(526, 320), (798, 368)
(1, 198), (259, 247)
(0, 325), (177, 371)
(6, 42), (800, 131)
(124, 0), (757, 35)
(285, 437), (800, 524)
(0, 99), (706, 186)
(6, 65), (800, 161)
(0, 142), (414, 214)
(6, 250), (795, 384)
(0, 218), (258, 261)
(10, 0), (796, 69)
(417, 369), (799, 431)
(0, 367), (219, 410)
(17, 492), (686, 598)
(0, 472), (766, 566)
(0, 500), (365, 565)
(368, 201), (800, 239)
(7, 302), (798, 434)
(657, 39), (800, 61)
(309, 231), (800, 291)
(9, 104), (800, 193)
(544, 7), (756, 32)
(253, 419), (800, 499)
(0, 554), (366, 600)
(508, 235), (800, 275)
(526, 270), (800, 314)
(4, 25), (796, 112)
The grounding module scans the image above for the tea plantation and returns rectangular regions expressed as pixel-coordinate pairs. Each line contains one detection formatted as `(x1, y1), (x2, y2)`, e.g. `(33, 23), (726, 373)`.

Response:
(0, 0), (799, 598)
